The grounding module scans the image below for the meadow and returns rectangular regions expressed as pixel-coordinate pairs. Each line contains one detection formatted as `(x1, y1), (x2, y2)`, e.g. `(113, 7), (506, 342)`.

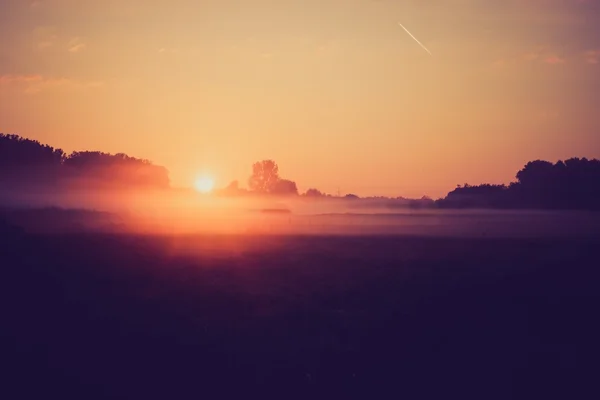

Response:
(2, 211), (598, 399)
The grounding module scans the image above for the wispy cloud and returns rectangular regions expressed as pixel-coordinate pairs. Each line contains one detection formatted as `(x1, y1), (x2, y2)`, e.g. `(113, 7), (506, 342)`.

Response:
(523, 46), (565, 64)
(0, 74), (43, 85)
(68, 37), (86, 53)
(494, 45), (567, 68)
(584, 49), (600, 64)
(158, 47), (179, 54)
(0, 74), (103, 94)
(544, 55), (566, 64)
(32, 28), (87, 53)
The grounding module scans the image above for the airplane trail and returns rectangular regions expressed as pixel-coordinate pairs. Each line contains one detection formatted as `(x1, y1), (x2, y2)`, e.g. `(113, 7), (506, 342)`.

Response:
(398, 23), (432, 56)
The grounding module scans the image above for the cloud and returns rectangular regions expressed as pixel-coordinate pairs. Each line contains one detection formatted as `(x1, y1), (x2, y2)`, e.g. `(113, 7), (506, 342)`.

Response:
(25, 78), (103, 94)
(494, 45), (568, 68)
(0, 74), (103, 94)
(158, 48), (179, 54)
(522, 46), (561, 63)
(584, 49), (600, 64)
(32, 28), (87, 53)
(544, 55), (566, 64)
(68, 37), (86, 53)
(0, 74), (43, 85)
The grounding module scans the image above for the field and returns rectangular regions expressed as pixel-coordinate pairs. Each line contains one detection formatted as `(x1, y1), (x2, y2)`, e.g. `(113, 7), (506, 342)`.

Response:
(2, 213), (599, 399)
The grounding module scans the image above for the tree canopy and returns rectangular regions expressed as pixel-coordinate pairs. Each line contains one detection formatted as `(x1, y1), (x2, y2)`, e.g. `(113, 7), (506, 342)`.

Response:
(248, 160), (280, 193)
(438, 158), (600, 210)
(247, 160), (298, 196)
(0, 133), (170, 189)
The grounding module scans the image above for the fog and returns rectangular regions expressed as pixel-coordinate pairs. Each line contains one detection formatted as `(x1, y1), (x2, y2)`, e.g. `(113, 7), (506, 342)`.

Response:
(2, 188), (599, 239)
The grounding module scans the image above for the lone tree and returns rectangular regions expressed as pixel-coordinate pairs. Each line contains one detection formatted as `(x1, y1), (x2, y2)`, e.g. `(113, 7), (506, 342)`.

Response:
(248, 160), (280, 193)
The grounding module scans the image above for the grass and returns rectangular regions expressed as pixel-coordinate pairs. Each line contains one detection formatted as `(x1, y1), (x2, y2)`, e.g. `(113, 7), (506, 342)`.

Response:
(2, 230), (599, 399)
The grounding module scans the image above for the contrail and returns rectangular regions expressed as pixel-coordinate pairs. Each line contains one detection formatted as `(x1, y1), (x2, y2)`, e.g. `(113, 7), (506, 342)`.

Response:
(398, 22), (432, 56)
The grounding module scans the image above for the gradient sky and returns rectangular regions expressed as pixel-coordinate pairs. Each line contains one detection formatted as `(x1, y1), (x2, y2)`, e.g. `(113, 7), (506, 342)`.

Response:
(1, 0), (599, 197)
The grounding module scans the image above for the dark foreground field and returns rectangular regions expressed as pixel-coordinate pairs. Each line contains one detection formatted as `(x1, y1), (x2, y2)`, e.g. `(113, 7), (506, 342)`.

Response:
(2, 225), (599, 399)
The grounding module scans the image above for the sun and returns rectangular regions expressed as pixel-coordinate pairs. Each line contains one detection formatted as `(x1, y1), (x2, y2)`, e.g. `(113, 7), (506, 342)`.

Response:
(194, 176), (215, 194)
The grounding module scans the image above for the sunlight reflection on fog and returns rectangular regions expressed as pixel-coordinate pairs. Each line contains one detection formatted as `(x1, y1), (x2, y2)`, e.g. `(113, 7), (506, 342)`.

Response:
(2, 188), (599, 239)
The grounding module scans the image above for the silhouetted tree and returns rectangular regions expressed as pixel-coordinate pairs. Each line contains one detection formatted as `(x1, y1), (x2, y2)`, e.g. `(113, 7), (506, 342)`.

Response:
(516, 160), (555, 188)
(512, 157), (600, 209)
(271, 179), (298, 196)
(0, 134), (66, 167)
(438, 184), (509, 209)
(248, 160), (280, 193)
(0, 133), (65, 187)
(439, 158), (600, 210)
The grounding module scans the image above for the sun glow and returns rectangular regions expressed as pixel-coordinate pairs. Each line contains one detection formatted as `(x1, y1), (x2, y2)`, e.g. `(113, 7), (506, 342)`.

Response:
(194, 176), (215, 194)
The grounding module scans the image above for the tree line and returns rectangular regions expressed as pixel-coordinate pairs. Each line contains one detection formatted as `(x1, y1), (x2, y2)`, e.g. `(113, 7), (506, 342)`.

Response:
(2, 133), (599, 210)
(437, 158), (600, 210)
(0, 134), (169, 189)
(226, 158), (600, 211)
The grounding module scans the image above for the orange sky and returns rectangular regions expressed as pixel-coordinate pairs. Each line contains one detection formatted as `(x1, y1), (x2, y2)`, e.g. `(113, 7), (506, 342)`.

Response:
(1, 0), (599, 198)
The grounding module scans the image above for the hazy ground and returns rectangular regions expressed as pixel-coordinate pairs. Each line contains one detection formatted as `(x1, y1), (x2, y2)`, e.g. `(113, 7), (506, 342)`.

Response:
(2, 210), (599, 399)
(3, 199), (600, 238)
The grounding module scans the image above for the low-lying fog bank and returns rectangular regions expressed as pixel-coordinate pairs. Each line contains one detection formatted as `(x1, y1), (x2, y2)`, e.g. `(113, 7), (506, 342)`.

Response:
(2, 202), (599, 240)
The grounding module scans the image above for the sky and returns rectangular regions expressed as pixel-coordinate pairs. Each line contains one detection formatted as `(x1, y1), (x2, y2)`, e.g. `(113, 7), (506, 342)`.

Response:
(1, 0), (599, 198)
